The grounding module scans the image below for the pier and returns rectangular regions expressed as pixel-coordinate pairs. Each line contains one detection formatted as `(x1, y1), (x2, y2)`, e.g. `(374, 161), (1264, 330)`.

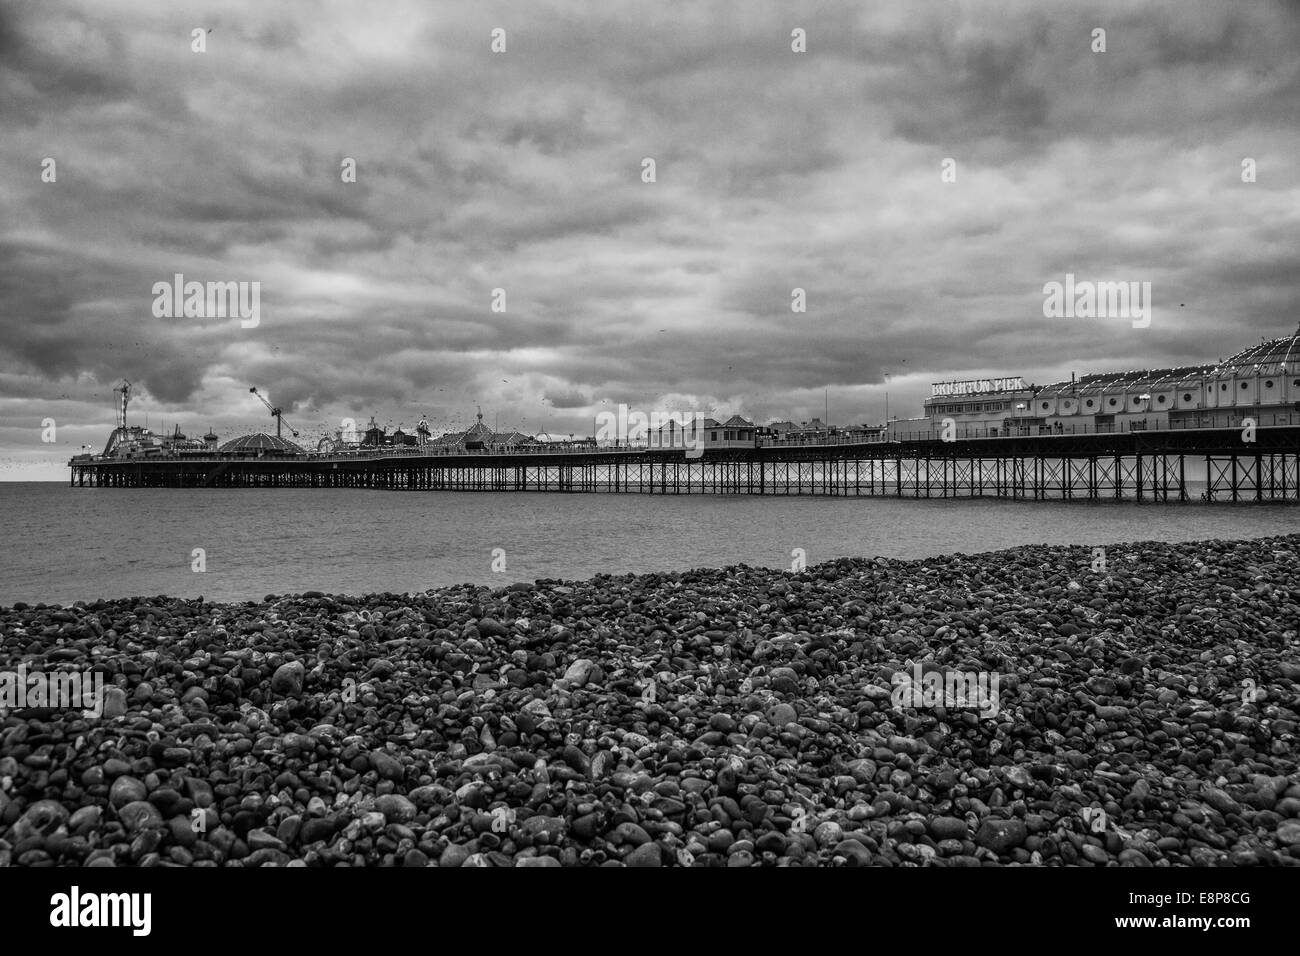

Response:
(69, 426), (1300, 502)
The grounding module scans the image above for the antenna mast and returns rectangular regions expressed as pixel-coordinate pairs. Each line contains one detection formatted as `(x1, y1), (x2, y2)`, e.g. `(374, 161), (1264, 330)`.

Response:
(113, 380), (132, 429)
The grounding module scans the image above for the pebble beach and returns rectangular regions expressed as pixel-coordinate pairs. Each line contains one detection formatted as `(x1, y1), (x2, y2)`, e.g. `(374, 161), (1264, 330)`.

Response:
(2, 535), (1298, 867)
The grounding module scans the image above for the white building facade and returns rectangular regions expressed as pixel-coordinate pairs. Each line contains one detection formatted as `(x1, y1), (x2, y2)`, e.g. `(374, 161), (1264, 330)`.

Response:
(908, 327), (1300, 437)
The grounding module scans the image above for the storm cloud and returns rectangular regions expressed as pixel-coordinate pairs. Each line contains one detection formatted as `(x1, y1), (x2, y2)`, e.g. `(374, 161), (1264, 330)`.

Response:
(2, 0), (1299, 476)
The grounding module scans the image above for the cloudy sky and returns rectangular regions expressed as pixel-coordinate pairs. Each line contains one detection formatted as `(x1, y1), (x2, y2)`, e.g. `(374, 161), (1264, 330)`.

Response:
(3, 0), (1299, 478)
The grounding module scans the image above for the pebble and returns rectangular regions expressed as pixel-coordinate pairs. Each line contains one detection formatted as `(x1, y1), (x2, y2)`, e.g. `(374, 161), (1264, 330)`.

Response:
(769, 703), (797, 727)
(930, 817), (969, 841)
(1081, 844), (1109, 864)
(477, 618), (508, 638)
(118, 801), (163, 835)
(1, 535), (1296, 868)
(300, 817), (337, 844)
(626, 843), (662, 867)
(13, 800), (68, 841)
(562, 659), (595, 687)
(439, 844), (471, 868)
(613, 822), (652, 846)
(368, 751), (403, 781)
(832, 839), (873, 866)
(975, 820), (1028, 854)
(708, 829), (735, 853)
(270, 661), (305, 696)
(109, 776), (146, 809)
(248, 830), (286, 852)
(100, 687), (128, 719)
(708, 714), (736, 734)
(814, 821), (844, 846)
(522, 815), (567, 840)
(375, 794), (416, 823)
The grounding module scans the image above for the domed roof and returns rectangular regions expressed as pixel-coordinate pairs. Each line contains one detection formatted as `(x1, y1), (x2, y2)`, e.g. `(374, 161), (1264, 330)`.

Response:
(219, 432), (305, 455)
(1213, 326), (1300, 376)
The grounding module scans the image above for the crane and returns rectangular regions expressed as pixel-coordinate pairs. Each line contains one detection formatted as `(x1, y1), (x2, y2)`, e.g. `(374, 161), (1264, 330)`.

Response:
(249, 387), (299, 439)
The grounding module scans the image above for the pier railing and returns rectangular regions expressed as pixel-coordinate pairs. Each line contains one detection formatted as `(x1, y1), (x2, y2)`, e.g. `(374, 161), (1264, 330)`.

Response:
(69, 412), (1300, 466)
(880, 411), (1300, 444)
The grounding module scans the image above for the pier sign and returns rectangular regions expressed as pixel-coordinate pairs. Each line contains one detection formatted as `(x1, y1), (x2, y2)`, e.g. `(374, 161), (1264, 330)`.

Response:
(931, 377), (1025, 398)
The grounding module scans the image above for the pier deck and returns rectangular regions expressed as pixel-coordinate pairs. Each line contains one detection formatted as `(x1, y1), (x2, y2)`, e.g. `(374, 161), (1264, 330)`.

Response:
(68, 427), (1300, 502)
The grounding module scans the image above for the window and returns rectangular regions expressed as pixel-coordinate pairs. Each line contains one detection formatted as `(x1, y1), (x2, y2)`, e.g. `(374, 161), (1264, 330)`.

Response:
(1157, 395), (1166, 404)
(1265, 380), (1274, 388)
(1086, 399), (1095, 408)
(1221, 383), (1228, 391)
(1183, 393), (1192, 402)
(710, 432), (717, 441)
(1041, 401), (1049, 410)
(1241, 382), (1249, 390)
(1108, 398), (1117, 407)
